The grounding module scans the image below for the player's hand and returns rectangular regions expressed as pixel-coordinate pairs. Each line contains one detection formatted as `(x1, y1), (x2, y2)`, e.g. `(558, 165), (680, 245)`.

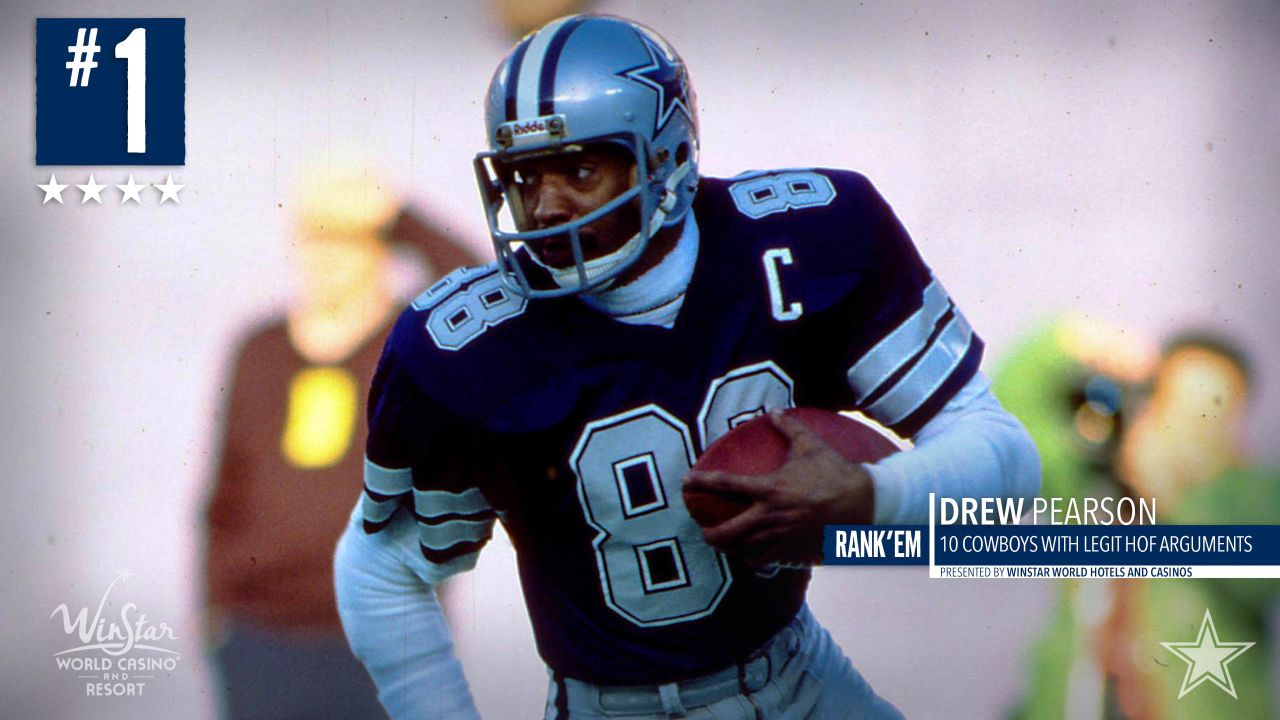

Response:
(683, 409), (875, 566)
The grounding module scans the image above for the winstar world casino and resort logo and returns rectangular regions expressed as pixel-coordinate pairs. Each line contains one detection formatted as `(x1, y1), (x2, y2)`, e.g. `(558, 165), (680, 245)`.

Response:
(49, 570), (181, 697)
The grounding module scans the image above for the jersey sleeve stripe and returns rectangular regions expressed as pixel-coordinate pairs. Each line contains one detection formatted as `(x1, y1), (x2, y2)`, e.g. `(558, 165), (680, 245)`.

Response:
(863, 313), (975, 426)
(361, 492), (402, 525)
(419, 542), (487, 570)
(858, 305), (955, 410)
(414, 509), (498, 525)
(894, 337), (983, 437)
(416, 516), (496, 552)
(363, 487), (403, 504)
(412, 487), (493, 517)
(364, 458), (414, 496)
(846, 279), (950, 403)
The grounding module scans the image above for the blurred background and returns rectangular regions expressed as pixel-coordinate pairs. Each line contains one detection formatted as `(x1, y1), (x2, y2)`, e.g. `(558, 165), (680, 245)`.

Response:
(2, 1), (1278, 718)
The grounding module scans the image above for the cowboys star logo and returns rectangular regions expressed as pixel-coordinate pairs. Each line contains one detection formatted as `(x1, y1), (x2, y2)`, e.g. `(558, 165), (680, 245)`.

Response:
(618, 30), (695, 137)
(1160, 608), (1255, 700)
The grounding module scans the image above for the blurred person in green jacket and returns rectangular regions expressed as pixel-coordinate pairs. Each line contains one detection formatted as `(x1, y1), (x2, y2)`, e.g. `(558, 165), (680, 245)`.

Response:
(998, 319), (1277, 720)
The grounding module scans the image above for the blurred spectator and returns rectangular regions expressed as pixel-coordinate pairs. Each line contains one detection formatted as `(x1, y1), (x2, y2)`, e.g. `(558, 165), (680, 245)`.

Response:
(203, 159), (477, 719)
(1000, 322), (1277, 720)
(489, 0), (595, 37)
(992, 312), (1156, 503)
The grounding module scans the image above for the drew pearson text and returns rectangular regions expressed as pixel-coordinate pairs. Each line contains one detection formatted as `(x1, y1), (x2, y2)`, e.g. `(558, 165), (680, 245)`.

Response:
(937, 496), (1156, 525)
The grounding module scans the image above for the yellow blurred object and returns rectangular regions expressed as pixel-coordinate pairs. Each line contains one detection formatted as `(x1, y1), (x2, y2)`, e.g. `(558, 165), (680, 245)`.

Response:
(280, 366), (359, 469)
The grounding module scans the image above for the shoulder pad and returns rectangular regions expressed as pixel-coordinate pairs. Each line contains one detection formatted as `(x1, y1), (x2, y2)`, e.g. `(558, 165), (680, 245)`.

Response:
(385, 264), (531, 420)
(383, 264), (602, 431)
(405, 264), (529, 353)
(699, 169), (921, 314)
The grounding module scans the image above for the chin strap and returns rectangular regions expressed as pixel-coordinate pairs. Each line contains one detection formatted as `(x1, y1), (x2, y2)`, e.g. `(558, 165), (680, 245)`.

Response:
(581, 213), (699, 329)
(541, 225), (651, 291)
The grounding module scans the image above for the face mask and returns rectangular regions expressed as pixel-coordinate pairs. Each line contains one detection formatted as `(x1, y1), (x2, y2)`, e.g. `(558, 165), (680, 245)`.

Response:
(528, 197), (670, 291)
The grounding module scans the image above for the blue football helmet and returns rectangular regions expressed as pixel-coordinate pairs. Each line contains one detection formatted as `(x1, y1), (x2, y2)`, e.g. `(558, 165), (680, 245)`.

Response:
(474, 14), (700, 297)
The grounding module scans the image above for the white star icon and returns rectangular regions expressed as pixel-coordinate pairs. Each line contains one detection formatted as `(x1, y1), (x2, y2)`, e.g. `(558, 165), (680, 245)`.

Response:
(156, 174), (185, 204)
(37, 173), (68, 205)
(77, 174), (107, 205)
(1161, 608), (1255, 699)
(117, 174), (147, 205)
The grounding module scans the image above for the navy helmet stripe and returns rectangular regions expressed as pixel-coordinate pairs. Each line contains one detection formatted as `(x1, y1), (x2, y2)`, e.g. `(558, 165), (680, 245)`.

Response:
(504, 37), (532, 121)
(538, 16), (589, 116)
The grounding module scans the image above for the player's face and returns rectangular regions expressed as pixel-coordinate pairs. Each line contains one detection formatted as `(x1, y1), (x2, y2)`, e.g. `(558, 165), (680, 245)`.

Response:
(507, 145), (639, 268)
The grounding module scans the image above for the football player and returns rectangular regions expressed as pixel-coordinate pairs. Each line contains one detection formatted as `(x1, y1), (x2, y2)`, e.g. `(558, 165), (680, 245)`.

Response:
(335, 14), (1040, 719)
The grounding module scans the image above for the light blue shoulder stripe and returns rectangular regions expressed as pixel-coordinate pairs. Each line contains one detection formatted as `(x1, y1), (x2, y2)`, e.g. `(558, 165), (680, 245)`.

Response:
(364, 458), (413, 496)
(847, 279), (950, 403)
(413, 487), (492, 518)
(417, 517), (495, 552)
(361, 493), (401, 524)
(864, 313), (973, 426)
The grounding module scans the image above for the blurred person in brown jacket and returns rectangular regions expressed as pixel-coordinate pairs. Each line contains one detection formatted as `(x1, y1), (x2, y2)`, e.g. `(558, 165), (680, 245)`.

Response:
(204, 159), (475, 719)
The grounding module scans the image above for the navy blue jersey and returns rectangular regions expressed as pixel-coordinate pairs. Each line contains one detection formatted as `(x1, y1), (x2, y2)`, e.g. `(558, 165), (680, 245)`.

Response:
(359, 169), (983, 684)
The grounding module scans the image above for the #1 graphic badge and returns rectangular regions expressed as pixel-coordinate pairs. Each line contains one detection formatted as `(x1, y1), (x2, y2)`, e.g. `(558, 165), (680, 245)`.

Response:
(36, 18), (185, 165)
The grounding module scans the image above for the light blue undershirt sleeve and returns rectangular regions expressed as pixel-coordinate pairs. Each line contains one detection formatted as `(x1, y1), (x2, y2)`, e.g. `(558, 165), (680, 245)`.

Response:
(334, 502), (482, 720)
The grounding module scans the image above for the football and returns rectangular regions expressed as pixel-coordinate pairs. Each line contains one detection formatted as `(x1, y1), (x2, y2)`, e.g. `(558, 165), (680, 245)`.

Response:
(682, 408), (900, 527)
